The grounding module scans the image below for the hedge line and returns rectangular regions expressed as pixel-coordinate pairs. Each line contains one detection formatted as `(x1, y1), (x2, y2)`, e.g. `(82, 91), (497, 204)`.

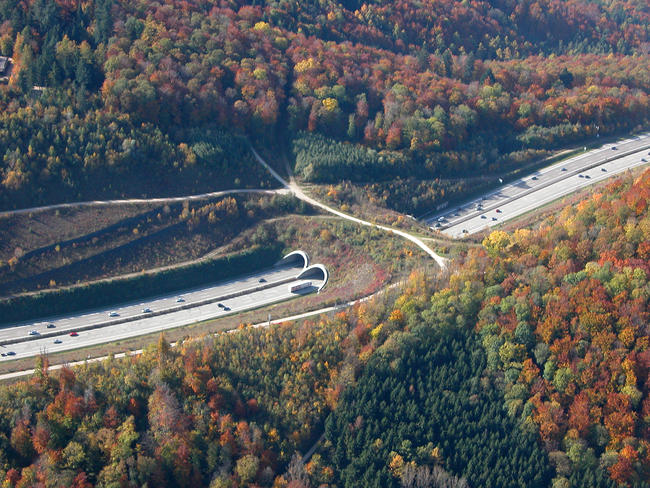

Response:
(0, 243), (284, 325)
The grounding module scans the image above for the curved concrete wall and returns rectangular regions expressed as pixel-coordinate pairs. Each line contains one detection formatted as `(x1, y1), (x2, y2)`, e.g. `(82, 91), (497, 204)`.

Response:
(276, 250), (309, 269)
(297, 264), (329, 292)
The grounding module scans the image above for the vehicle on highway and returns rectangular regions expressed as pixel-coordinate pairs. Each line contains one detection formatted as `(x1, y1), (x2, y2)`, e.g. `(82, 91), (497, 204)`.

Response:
(109, 311), (119, 317)
(47, 323), (56, 329)
(176, 297), (185, 303)
(69, 332), (79, 337)
(578, 174), (584, 178)
(218, 303), (225, 308)
(642, 158), (647, 162)
(561, 167), (567, 171)
(462, 229), (468, 234)
(54, 339), (62, 344)
(585, 175), (591, 179)
(223, 306), (231, 311)
(6, 351), (15, 356)
(258, 278), (266, 283)
(481, 215), (487, 219)
(602, 168), (607, 171)
(289, 281), (312, 293)
(1, 353), (5, 357)
(496, 209), (502, 213)
(437, 216), (445, 222)
(531, 176), (538, 180)
(28, 330), (39, 336)
(492, 217), (497, 221)
(142, 308), (152, 313)
(612, 146), (617, 150)
(434, 222), (442, 228)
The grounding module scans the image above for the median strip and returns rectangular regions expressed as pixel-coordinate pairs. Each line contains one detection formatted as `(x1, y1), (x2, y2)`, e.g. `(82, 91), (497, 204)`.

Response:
(0, 268), (302, 347)
(438, 139), (650, 232)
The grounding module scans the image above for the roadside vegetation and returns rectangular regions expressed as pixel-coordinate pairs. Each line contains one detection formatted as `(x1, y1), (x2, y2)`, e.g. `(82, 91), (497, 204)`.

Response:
(0, 193), (307, 296)
(0, 165), (646, 488)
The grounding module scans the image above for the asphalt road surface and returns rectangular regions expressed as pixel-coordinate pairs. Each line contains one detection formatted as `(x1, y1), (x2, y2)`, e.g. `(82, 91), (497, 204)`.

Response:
(426, 133), (650, 238)
(0, 264), (322, 361)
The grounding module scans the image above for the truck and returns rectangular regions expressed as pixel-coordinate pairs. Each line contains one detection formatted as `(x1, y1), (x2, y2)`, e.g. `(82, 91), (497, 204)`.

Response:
(289, 281), (312, 293)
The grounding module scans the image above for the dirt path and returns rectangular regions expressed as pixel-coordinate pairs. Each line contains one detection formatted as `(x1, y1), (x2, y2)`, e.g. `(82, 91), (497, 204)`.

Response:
(0, 188), (291, 218)
(250, 147), (448, 270)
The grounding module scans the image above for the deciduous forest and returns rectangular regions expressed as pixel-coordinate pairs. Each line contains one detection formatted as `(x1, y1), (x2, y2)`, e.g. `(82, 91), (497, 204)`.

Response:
(1, 169), (648, 486)
(0, 0), (648, 209)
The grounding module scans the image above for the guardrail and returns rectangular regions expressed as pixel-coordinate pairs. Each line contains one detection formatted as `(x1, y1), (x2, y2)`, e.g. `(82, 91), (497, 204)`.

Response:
(0, 275), (300, 347)
(435, 141), (650, 232)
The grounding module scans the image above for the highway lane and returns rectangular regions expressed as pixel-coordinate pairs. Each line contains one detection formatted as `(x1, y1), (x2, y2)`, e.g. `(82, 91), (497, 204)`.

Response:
(0, 264), (305, 343)
(0, 277), (324, 361)
(443, 149), (649, 238)
(425, 132), (650, 237)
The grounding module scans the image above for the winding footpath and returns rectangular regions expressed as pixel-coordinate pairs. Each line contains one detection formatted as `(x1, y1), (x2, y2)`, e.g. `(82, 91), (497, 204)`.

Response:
(249, 147), (448, 270)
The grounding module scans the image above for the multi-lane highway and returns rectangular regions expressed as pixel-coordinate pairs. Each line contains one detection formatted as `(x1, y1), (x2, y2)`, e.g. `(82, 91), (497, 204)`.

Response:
(426, 133), (650, 238)
(0, 261), (324, 361)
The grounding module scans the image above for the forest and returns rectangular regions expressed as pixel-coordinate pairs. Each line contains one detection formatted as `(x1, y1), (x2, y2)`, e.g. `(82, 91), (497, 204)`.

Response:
(0, 0), (648, 209)
(0, 169), (648, 486)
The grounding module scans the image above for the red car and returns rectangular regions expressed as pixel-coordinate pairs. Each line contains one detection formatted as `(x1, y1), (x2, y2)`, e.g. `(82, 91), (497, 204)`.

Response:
(69, 331), (79, 337)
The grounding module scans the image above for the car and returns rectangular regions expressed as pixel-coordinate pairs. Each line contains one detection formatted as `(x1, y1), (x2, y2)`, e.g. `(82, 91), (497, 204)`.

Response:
(28, 330), (39, 336)
(437, 216), (446, 222)
(481, 215), (487, 219)
(434, 222), (442, 228)
(492, 217), (498, 221)
(585, 175), (591, 179)
(642, 158), (647, 162)
(531, 176), (538, 180)
(142, 308), (152, 313)
(611, 146), (617, 150)
(578, 174), (584, 178)
(46, 323), (56, 329)
(223, 306), (231, 311)
(109, 311), (119, 317)
(176, 297), (185, 303)
(258, 278), (266, 283)
(218, 303), (225, 308)
(561, 167), (567, 171)
(601, 168), (607, 172)
(6, 351), (15, 356)
(495, 209), (502, 213)
(462, 229), (468, 234)
(69, 332), (78, 337)
(53, 339), (62, 344)
(1, 353), (5, 357)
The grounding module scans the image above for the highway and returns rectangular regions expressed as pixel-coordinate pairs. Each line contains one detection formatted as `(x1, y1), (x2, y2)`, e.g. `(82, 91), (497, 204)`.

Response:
(0, 263), (323, 361)
(426, 133), (650, 238)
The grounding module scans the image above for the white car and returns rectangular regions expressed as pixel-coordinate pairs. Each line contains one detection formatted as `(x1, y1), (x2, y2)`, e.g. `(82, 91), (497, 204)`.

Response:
(142, 308), (152, 313)
(176, 297), (185, 303)
(28, 330), (40, 336)
(109, 311), (119, 317)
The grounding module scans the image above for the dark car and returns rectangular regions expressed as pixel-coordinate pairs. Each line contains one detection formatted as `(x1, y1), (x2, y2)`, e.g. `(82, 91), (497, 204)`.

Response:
(47, 323), (56, 329)
(258, 278), (266, 283)
(495, 209), (502, 213)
